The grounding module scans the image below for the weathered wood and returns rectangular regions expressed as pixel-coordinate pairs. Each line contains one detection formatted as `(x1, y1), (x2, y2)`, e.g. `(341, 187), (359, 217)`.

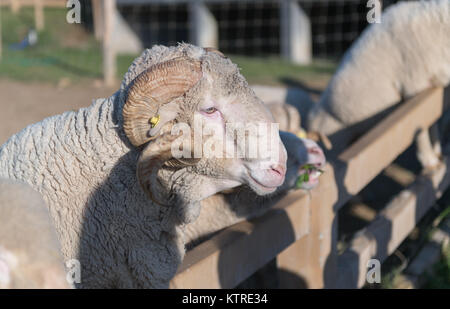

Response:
(10, 0), (19, 12)
(337, 156), (450, 288)
(92, 0), (103, 40)
(278, 160), (339, 288)
(102, 0), (116, 86)
(338, 88), (444, 201)
(277, 88), (444, 288)
(188, 1), (218, 49)
(34, 0), (44, 30)
(0, 3), (2, 61)
(170, 189), (311, 289)
(280, 0), (312, 65)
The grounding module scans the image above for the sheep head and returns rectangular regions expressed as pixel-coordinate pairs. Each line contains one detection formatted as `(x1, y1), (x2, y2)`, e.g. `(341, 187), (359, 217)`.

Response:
(122, 45), (287, 224)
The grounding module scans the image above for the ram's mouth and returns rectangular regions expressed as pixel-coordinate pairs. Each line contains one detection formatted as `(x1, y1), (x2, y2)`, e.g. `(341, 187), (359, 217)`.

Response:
(296, 163), (324, 189)
(247, 173), (279, 195)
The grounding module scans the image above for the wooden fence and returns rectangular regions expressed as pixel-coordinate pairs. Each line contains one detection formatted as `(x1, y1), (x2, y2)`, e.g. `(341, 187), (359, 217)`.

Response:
(170, 87), (449, 288)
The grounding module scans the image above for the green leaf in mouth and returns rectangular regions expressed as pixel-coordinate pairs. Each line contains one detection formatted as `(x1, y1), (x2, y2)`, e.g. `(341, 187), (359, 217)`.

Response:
(295, 164), (324, 189)
(295, 172), (309, 188)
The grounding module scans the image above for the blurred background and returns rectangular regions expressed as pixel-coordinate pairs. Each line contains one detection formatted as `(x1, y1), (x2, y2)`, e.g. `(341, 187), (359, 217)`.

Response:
(0, 0), (448, 288)
(0, 0), (409, 142)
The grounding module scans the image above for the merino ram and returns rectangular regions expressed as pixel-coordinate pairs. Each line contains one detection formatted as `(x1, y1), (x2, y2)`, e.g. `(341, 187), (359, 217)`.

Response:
(306, 0), (450, 162)
(0, 44), (325, 288)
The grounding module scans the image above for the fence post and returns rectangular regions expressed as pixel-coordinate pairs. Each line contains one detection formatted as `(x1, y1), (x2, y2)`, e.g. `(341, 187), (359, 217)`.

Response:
(10, 0), (20, 14)
(0, 4), (2, 62)
(280, 0), (312, 65)
(103, 0), (116, 87)
(34, 0), (44, 30)
(188, 1), (218, 49)
(92, 0), (103, 40)
(277, 167), (339, 288)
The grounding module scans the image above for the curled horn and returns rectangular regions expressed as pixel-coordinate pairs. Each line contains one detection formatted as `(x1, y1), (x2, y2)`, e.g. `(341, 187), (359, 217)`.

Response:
(123, 57), (203, 147)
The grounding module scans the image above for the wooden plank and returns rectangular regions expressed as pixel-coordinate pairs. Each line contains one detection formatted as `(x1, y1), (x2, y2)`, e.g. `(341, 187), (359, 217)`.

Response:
(277, 160), (339, 288)
(0, 2), (2, 61)
(337, 156), (450, 288)
(10, 0), (20, 13)
(277, 88), (444, 288)
(338, 88), (444, 200)
(92, 0), (103, 40)
(170, 189), (311, 289)
(34, 0), (44, 30)
(102, 0), (116, 86)
(280, 0), (312, 64)
(188, 1), (218, 49)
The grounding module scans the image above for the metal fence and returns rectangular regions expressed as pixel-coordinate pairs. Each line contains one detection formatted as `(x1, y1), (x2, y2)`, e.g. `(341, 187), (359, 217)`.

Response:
(115, 0), (408, 58)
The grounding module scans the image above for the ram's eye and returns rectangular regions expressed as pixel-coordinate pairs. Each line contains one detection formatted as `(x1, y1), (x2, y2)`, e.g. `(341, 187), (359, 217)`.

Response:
(204, 107), (218, 114)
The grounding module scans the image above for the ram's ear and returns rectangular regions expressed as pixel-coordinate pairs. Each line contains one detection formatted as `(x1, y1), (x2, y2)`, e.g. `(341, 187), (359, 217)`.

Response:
(148, 101), (179, 137)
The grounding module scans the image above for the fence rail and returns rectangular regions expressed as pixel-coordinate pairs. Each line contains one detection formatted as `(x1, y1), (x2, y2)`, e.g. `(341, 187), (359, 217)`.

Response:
(170, 87), (448, 288)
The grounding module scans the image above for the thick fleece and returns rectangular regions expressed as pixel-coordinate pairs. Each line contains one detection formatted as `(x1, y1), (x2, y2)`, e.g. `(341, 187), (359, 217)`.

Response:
(307, 0), (450, 149)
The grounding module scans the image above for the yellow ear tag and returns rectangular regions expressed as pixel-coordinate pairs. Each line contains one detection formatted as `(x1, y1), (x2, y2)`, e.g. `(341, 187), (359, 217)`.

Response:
(296, 129), (308, 139)
(149, 115), (160, 128)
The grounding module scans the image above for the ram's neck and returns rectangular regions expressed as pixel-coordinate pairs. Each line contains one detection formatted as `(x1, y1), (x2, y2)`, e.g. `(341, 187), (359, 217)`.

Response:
(184, 187), (290, 247)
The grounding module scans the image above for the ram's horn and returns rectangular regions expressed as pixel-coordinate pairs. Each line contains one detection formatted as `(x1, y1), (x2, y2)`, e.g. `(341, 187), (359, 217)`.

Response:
(123, 57), (202, 147)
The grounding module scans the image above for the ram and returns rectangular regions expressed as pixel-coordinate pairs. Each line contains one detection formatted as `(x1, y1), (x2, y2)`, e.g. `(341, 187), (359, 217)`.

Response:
(0, 44), (325, 288)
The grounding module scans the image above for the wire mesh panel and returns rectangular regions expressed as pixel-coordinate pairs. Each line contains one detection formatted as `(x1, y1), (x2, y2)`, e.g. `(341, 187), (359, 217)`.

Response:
(119, 2), (189, 48)
(114, 0), (393, 58)
(207, 0), (372, 58)
(208, 1), (280, 56)
(300, 0), (370, 59)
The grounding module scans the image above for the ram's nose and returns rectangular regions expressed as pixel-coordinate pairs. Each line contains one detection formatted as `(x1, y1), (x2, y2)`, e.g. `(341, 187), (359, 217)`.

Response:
(304, 139), (326, 168)
(264, 163), (287, 187)
(270, 163), (286, 178)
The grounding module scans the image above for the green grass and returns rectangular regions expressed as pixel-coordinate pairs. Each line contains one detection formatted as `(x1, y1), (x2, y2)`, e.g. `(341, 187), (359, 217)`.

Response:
(0, 7), (104, 82)
(231, 55), (336, 86)
(424, 245), (450, 289)
(379, 207), (450, 289)
(423, 206), (450, 289)
(0, 7), (336, 85)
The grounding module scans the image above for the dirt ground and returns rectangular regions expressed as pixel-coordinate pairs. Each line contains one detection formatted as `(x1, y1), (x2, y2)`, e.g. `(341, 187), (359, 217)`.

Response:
(0, 79), (119, 144)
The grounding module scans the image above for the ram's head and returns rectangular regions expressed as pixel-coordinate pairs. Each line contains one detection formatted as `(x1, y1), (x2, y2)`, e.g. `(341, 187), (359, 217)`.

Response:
(122, 45), (322, 224)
